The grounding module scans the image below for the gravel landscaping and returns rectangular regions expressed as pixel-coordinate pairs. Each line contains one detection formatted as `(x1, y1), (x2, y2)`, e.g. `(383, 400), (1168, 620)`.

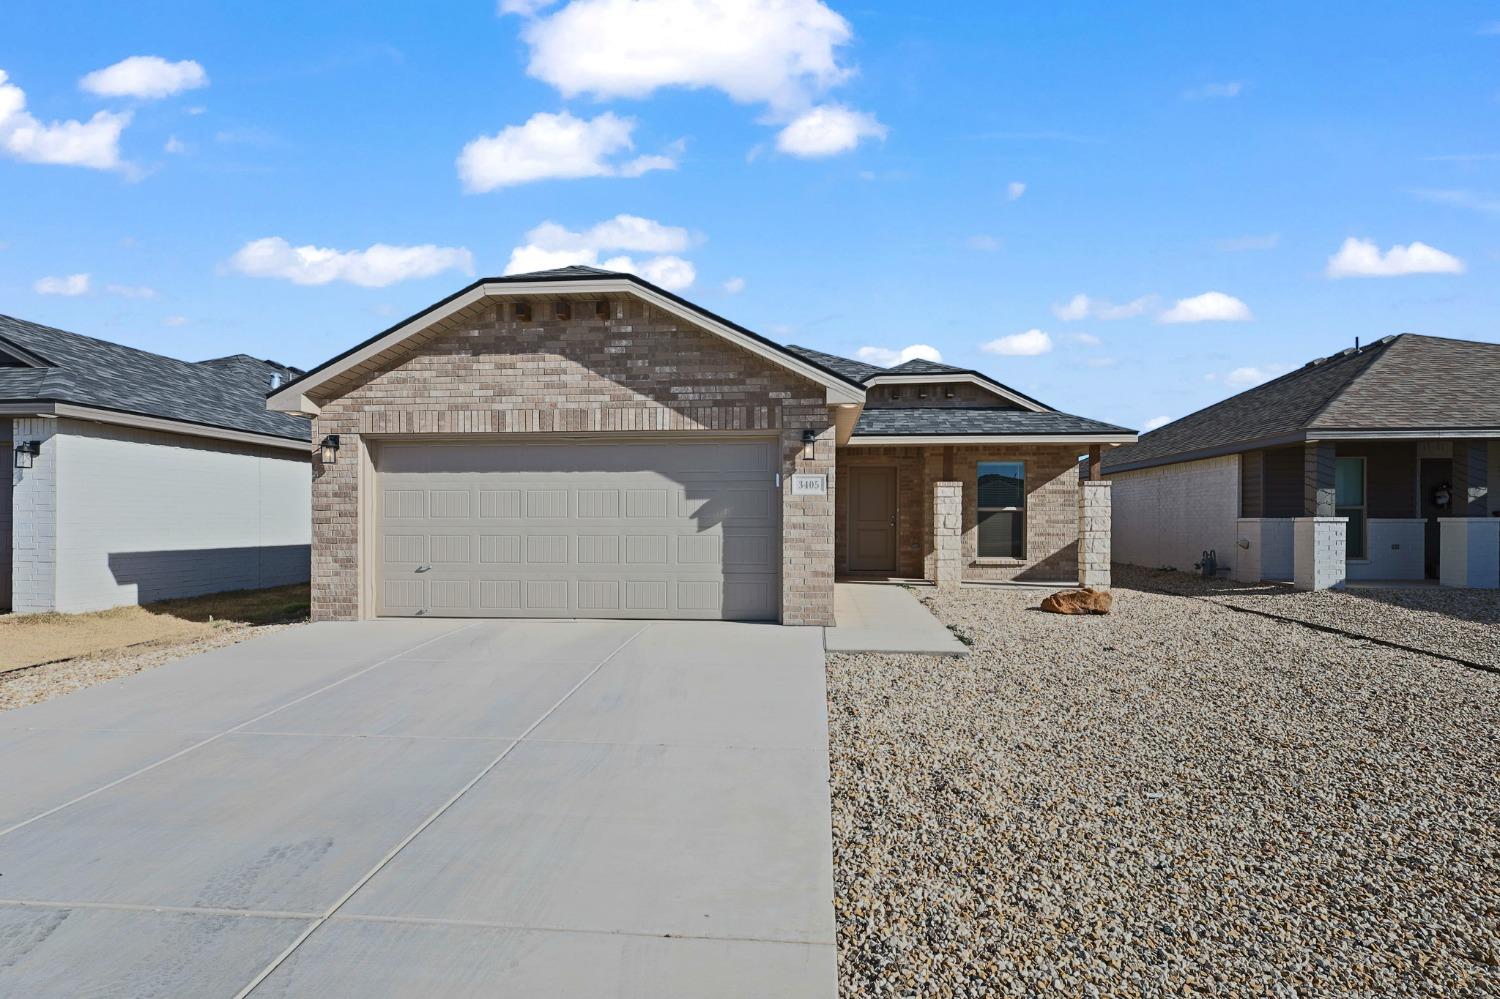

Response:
(827, 573), (1499, 997)
(1127, 567), (1500, 670)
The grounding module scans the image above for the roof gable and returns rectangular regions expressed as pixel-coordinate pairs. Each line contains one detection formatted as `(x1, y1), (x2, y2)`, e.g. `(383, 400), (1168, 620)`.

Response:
(270, 270), (866, 414)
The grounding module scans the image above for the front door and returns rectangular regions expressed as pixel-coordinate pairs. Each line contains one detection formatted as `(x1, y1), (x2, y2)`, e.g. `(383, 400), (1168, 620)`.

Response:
(849, 466), (898, 572)
(1419, 458), (1451, 579)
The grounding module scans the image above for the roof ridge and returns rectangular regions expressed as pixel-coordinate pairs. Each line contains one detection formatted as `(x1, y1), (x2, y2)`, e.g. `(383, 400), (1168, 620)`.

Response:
(1300, 335), (1401, 427)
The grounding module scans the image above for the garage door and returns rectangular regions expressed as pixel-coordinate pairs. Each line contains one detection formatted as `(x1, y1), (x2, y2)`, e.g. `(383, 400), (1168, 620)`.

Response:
(375, 439), (781, 620)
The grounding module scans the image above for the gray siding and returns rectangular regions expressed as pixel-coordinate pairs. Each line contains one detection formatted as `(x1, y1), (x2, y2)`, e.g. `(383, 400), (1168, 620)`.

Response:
(1334, 442), (1417, 517)
(51, 419), (311, 613)
(1262, 445), (1303, 517)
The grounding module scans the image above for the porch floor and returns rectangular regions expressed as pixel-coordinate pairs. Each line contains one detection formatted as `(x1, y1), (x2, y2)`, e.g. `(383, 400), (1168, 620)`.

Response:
(824, 583), (968, 658)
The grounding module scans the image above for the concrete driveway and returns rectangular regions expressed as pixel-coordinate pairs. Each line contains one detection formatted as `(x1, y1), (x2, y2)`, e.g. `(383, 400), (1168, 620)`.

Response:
(0, 620), (835, 998)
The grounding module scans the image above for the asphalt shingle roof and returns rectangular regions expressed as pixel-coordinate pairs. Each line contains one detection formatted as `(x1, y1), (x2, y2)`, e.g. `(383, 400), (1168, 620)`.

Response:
(855, 407), (1133, 437)
(0, 314), (311, 442)
(883, 358), (968, 375)
(1104, 333), (1500, 472)
(782, 344), (885, 383)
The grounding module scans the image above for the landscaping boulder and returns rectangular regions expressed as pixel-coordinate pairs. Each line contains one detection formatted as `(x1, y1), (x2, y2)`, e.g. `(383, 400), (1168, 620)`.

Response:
(1040, 587), (1113, 615)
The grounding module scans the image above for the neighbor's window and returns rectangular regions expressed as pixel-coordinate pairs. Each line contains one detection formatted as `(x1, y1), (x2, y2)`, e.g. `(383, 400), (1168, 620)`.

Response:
(977, 461), (1025, 558)
(1335, 456), (1366, 560)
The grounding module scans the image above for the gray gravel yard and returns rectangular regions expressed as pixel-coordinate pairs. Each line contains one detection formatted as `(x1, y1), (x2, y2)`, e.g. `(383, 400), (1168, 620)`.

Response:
(827, 571), (1499, 998)
(1127, 567), (1500, 670)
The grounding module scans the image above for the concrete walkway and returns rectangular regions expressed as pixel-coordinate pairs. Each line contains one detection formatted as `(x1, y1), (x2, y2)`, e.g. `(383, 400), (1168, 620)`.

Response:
(0, 620), (836, 998)
(824, 582), (969, 656)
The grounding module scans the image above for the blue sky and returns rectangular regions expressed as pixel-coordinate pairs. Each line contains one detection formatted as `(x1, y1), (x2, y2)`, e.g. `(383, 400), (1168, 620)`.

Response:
(2, 2), (1497, 431)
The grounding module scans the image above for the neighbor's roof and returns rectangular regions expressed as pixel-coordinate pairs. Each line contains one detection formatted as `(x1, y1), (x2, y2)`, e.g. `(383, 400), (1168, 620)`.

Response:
(0, 314), (311, 442)
(1104, 333), (1500, 473)
(854, 408), (1133, 437)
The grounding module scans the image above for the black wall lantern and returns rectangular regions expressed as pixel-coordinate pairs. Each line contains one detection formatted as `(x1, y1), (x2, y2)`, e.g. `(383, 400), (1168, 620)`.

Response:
(13, 440), (40, 469)
(801, 428), (819, 462)
(318, 434), (341, 464)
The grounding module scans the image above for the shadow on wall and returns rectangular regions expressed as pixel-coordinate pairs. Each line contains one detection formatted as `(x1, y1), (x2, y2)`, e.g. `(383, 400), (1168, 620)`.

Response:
(1013, 541), (1081, 583)
(108, 545), (311, 605)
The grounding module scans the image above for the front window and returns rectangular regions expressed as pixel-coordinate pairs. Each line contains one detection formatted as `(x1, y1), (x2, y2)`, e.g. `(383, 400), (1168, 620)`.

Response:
(977, 461), (1025, 557)
(1335, 456), (1367, 560)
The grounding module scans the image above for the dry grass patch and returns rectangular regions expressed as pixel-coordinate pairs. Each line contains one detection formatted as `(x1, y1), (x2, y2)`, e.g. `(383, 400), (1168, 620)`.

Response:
(0, 584), (309, 673)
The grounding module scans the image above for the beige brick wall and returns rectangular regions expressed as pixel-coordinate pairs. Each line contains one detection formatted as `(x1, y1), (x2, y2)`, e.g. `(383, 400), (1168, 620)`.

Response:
(835, 443), (1085, 583)
(308, 295), (837, 625)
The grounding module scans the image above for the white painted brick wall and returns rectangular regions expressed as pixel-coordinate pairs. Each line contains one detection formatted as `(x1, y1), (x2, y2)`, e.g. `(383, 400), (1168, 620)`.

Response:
(1233, 519), (1294, 582)
(47, 419), (311, 613)
(1111, 455), (1239, 573)
(1, 419), (12, 610)
(10, 417), (60, 614)
(1347, 519), (1426, 581)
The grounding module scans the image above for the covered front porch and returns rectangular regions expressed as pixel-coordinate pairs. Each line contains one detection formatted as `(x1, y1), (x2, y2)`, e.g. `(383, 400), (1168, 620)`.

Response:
(834, 443), (1112, 589)
(1235, 438), (1499, 589)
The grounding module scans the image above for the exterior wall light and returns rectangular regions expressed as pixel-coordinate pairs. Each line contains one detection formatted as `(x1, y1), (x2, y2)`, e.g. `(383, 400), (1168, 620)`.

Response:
(318, 434), (341, 464)
(13, 440), (40, 469)
(801, 428), (819, 462)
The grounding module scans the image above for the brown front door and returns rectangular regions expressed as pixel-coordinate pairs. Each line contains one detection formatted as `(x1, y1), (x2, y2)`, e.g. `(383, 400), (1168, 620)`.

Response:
(849, 466), (898, 572)
(1419, 458), (1451, 579)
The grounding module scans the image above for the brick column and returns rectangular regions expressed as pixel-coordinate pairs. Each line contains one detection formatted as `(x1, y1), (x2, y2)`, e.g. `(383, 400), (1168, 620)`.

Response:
(1439, 518), (1500, 589)
(933, 481), (962, 591)
(1293, 517), (1346, 591)
(9, 417), (60, 613)
(1078, 480), (1111, 588)
(1304, 441), (1336, 516)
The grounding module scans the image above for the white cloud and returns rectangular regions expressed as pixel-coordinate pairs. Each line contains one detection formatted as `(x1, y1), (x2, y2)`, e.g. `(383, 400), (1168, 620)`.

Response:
(162, 315), (188, 327)
(966, 235), (1000, 252)
(1412, 189), (1500, 216)
(1006, 180), (1026, 201)
(0, 70), (131, 170)
(1067, 332), (1103, 347)
(1159, 291), (1252, 323)
(34, 273), (90, 296)
(504, 214), (698, 290)
(79, 56), (208, 100)
(775, 104), (886, 157)
(1183, 81), (1244, 100)
(513, 0), (855, 110)
(1052, 293), (1155, 321)
(1220, 364), (1291, 388)
(1082, 356), (1117, 369)
(979, 329), (1053, 356)
(164, 135), (186, 154)
(855, 343), (942, 367)
(1142, 415), (1172, 431)
(228, 237), (474, 288)
(106, 283), (158, 299)
(1325, 237), (1465, 278)
(1216, 233), (1280, 252)
(457, 111), (677, 192)
(723, 276), (746, 293)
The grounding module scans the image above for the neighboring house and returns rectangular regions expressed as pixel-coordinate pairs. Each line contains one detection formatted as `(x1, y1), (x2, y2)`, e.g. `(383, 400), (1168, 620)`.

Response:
(1104, 334), (1500, 590)
(267, 266), (1135, 625)
(1, 316), (313, 614)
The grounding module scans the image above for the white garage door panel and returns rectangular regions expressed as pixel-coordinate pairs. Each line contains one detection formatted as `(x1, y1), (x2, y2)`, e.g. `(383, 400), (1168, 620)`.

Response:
(376, 440), (780, 620)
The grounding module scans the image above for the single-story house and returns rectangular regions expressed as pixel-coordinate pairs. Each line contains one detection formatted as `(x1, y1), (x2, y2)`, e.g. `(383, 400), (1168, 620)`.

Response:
(267, 266), (1135, 625)
(1105, 333), (1500, 589)
(2, 315), (313, 614)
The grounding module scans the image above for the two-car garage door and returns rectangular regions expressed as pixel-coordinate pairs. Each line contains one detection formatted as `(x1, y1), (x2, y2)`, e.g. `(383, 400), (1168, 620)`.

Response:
(375, 439), (780, 620)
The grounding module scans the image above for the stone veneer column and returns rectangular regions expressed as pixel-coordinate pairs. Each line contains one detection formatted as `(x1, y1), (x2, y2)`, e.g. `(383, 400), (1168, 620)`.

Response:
(1293, 516), (1346, 591)
(1078, 480), (1111, 589)
(1303, 441), (1336, 517)
(1453, 441), (1491, 517)
(9, 417), (60, 613)
(933, 481), (962, 591)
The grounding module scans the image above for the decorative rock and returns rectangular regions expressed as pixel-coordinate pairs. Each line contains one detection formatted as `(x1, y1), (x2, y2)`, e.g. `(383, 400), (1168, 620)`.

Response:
(1040, 587), (1113, 615)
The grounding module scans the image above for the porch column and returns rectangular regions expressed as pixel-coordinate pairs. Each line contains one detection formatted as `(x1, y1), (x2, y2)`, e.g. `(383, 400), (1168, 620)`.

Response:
(1294, 441), (1345, 590)
(1453, 440), (1490, 517)
(1439, 517), (1500, 589)
(933, 481), (962, 591)
(1078, 479), (1111, 589)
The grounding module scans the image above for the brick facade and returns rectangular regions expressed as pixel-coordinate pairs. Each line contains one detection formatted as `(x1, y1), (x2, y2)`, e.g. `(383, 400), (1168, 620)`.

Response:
(306, 295), (837, 625)
(836, 443), (1086, 584)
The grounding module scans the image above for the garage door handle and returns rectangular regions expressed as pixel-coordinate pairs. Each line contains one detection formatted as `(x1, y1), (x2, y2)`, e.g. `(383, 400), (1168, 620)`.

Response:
(415, 565), (432, 573)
